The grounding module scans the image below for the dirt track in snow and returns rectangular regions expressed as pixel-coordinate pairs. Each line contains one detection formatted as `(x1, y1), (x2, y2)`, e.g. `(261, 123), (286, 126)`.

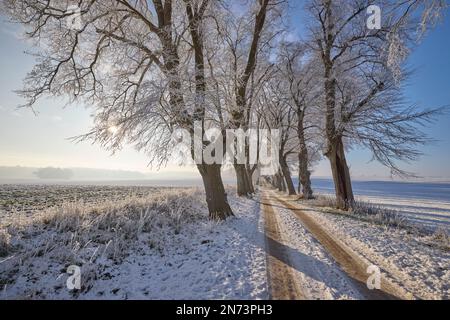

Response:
(261, 193), (305, 299)
(261, 189), (412, 300)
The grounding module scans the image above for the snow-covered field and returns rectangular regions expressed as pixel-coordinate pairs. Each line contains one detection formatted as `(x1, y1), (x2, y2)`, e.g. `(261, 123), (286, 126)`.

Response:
(356, 195), (450, 233)
(0, 185), (267, 300)
(315, 191), (450, 233)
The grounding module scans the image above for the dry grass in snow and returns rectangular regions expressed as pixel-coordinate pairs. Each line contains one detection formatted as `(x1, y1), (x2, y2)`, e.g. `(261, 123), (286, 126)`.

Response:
(0, 187), (267, 300)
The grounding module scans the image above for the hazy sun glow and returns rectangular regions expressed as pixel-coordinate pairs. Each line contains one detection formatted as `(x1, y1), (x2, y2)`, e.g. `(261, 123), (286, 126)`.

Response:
(108, 125), (119, 135)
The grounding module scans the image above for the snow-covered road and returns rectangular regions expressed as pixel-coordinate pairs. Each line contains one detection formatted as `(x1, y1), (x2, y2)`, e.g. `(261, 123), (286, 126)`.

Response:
(262, 190), (449, 300)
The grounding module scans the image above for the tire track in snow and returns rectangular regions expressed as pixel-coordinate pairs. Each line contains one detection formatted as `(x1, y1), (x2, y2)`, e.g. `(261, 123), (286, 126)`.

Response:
(261, 194), (306, 300)
(266, 190), (412, 300)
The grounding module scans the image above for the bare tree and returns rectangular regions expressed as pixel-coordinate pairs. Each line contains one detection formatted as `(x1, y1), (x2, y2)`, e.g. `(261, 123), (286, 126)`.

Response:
(307, 0), (444, 209)
(183, 0), (234, 219)
(217, 0), (285, 196)
(277, 42), (321, 199)
(258, 76), (298, 195)
(2, 0), (234, 219)
(334, 65), (442, 177)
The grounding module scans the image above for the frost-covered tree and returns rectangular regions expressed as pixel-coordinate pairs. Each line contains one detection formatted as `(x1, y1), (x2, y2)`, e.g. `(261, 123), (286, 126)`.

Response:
(214, 0), (286, 196)
(276, 42), (323, 199)
(258, 78), (298, 195)
(306, 0), (444, 209)
(1, 0), (235, 219)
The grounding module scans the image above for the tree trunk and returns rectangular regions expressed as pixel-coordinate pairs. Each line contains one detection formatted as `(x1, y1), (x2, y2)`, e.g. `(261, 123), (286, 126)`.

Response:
(281, 174), (287, 192)
(246, 166), (256, 193)
(327, 137), (354, 210)
(276, 170), (286, 192)
(298, 146), (313, 199)
(280, 157), (297, 195)
(269, 176), (276, 188)
(198, 164), (234, 220)
(323, 49), (353, 209)
(296, 110), (313, 199)
(234, 163), (254, 196)
(274, 173), (281, 190)
(298, 165), (313, 199)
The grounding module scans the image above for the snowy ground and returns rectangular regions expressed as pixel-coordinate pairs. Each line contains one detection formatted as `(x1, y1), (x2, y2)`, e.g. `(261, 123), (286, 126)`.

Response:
(264, 197), (364, 299)
(294, 200), (450, 299)
(1, 184), (448, 300)
(0, 187), (267, 300)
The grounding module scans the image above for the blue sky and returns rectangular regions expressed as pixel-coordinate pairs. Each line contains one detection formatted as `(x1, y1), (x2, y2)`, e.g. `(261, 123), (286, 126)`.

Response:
(0, 5), (449, 180)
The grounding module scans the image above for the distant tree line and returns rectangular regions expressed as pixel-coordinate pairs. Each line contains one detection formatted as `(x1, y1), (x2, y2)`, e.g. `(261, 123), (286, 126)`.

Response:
(34, 167), (74, 180)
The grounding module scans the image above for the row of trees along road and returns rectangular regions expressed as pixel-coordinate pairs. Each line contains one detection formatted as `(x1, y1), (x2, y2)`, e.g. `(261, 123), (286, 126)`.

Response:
(2, 0), (447, 218)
